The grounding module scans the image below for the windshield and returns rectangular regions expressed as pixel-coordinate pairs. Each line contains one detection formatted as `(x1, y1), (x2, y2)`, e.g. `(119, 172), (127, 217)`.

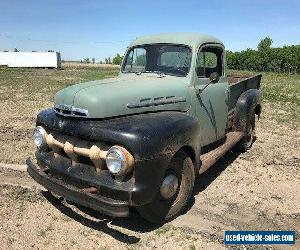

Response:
(122, 44), (192, 77)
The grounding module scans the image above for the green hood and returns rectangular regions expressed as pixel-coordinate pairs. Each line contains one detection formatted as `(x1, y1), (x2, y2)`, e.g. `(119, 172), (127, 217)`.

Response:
(54, 75), (191, 119)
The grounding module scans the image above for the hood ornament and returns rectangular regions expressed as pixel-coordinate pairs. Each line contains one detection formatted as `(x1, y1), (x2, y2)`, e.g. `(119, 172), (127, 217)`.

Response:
(54, 104), (89, 117)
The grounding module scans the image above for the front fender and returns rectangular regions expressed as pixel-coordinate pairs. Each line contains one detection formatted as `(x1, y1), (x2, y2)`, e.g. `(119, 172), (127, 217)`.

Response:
(36, 109), (201, 205)
(36, 109), (201, 161)
(233, 89), (262, 132)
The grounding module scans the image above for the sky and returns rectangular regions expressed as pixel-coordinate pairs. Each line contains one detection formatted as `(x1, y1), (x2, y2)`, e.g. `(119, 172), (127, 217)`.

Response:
(0, 0), (299, 61)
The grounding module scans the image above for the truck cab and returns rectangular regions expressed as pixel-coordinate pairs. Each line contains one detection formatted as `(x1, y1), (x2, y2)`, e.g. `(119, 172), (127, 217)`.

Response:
(27, 33), (262, 224)
(120, 34), (229, 146)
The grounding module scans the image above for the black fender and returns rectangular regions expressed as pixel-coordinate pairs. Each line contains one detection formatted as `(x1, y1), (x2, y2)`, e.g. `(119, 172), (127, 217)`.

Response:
(36, 109), (201, 161)
(233, 89), (262, 133)
(36, 109), (201, 205)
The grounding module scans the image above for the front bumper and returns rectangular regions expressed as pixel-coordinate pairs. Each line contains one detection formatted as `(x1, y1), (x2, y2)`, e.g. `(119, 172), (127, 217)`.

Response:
(26, 157), (130, 217)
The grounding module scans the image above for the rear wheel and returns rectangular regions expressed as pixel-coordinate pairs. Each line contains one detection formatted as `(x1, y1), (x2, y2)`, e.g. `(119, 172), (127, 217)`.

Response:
(136, 151), (195, 224)
(235, 114), (256, 152)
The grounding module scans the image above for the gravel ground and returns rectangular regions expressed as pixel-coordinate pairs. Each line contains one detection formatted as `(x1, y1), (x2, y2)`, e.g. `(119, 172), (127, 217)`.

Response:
(0, 104), (299, 250)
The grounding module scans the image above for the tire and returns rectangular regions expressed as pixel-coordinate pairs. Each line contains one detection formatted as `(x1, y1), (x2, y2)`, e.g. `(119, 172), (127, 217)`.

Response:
(136, 151), (195, 225)
(235, 114), (256, 152)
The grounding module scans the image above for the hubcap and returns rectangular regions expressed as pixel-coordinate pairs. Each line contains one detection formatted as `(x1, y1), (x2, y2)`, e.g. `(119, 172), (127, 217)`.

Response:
(160, 174), (179, 199)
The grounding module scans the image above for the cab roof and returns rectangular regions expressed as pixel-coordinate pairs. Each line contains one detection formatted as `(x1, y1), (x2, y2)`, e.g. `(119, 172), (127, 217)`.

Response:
(129, 32), (223, 48)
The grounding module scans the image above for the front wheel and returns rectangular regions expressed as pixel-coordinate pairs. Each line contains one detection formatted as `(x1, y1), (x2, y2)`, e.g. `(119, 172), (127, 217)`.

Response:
(136, 151), (195, 224)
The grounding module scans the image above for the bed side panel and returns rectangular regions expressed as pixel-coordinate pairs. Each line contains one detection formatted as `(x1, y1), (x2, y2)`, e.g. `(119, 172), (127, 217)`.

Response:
(228, 74), (262, 111)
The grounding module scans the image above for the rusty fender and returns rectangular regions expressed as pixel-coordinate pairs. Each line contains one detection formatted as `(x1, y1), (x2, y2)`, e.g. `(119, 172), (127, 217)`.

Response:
(35, 109), (202, 205)
(233, 89), (262, 133)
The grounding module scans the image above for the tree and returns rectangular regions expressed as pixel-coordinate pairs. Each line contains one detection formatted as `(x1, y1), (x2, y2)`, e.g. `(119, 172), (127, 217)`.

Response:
(258, 37), (273, 51)
(226, 37), (300, 73)
(83, 58), (90, 64)
(136, 55), (145, 66)
(112, 53), (123, 65)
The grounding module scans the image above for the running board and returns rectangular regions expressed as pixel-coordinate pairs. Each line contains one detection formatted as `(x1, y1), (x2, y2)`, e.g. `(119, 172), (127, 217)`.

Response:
(199, 132), (244, 174)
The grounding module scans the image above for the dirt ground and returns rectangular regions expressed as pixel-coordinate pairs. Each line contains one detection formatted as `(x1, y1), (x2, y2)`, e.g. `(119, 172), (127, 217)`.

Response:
(0, 66), (299, 249)
(0, 103), (299, 250)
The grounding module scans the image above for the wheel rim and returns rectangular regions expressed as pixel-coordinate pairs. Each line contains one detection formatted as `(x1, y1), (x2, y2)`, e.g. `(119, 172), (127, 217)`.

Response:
(136, 151), (195, 224)
(160, 174), (179, 200)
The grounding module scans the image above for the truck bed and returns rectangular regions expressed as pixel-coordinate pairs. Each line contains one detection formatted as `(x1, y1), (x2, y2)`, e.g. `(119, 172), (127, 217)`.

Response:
(228, 73), (262, 111)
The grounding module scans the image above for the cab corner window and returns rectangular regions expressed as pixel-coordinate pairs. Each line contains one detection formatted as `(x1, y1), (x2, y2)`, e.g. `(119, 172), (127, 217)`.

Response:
(196, 47), (223, 78)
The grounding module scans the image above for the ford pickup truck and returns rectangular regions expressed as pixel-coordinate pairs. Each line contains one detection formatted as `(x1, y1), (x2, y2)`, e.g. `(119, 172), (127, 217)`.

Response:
(26, 33), (262, 224)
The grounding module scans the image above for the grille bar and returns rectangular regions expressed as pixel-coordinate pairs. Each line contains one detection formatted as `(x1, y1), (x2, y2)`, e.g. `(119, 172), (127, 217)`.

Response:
(54, 104), (88, 117)
(46, 133), (107, 173)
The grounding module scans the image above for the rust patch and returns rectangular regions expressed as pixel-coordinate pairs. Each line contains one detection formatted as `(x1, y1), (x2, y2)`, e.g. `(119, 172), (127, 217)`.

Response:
(81, 187), (99, 194)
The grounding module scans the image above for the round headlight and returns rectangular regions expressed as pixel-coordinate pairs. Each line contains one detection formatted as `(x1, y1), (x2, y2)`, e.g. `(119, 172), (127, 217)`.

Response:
(106, 146), (126, 175)
(33, 126), (47, 147)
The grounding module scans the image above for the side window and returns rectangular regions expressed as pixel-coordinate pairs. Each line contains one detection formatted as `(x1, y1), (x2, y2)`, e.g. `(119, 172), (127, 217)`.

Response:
(124, 48), (146, 72)
(124, 50), (134, 72)
(196, 47), (223, 78)
(204, 52), (217, 68)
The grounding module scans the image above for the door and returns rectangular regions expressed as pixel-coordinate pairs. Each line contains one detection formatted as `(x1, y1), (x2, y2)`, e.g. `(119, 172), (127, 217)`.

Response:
(194, 45), (229, 146)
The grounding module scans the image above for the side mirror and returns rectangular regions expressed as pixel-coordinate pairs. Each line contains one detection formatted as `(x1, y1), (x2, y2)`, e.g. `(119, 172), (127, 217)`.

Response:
(209, 72), (220, 83)
(197, 72), (220, 96)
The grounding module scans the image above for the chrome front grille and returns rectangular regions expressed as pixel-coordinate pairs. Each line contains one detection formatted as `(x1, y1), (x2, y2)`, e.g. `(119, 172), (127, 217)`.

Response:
(54, 104), (88, 117)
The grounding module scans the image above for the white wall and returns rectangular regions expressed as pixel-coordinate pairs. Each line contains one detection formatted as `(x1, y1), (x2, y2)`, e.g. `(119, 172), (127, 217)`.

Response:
(0, 52), (61, 68)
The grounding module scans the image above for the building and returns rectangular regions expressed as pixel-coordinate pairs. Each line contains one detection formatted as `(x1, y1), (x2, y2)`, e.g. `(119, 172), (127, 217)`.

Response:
(0, 51), (61, 68)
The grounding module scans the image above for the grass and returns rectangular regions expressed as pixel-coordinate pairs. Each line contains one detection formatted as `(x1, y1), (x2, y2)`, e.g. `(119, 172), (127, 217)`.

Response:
(229, 70), (300, 127)
(261, 73), (300, 105)
(0, 64), (299, 164)
(37, 225), (54, 238)
(228, 70), (300, 104)
(154, 225), (173, 235)
(188, 244), (196, 250)
(260, 73), (300, 127)
(0, 63), (119, 164)
(0, 64), (119, 99)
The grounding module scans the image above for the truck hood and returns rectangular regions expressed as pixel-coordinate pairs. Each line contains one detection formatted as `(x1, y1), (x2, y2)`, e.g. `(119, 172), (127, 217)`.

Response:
(54, 75), (191, 119)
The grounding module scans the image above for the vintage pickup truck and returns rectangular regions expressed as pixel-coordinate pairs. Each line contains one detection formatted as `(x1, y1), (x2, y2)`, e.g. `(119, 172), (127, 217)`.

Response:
(26, 33), (262, 224)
